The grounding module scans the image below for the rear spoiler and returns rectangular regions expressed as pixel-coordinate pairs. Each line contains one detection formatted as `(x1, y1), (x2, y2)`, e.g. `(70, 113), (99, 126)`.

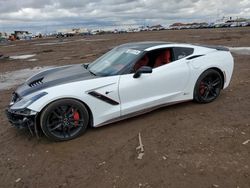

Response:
(194, 44), (229, 51)
(203, 45), (229, 51)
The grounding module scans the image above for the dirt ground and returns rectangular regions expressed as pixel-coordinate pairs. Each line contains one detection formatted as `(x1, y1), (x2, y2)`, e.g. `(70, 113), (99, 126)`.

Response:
(0, 28), (249, 188)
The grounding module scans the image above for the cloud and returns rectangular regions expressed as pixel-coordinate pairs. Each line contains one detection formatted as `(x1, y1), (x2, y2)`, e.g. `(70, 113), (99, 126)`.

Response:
(0, 0), (249, 30)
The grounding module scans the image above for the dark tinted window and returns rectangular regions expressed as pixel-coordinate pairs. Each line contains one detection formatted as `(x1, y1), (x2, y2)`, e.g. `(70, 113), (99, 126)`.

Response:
(173, 47), (194, 61)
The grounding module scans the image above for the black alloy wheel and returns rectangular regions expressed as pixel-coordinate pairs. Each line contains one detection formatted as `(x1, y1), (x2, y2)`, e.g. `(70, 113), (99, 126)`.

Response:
(194, 69), (223, 103)
(40, 99), (89, 141)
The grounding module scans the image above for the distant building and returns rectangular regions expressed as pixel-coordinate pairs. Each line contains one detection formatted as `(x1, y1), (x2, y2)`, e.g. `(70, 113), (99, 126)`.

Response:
(169, 22), (209, 29)
(149, 25), (165, 31)
(225, 18), (250, 27)
(57, 28), (91, 37)
(0, 32), (9, 43)
(169, 23), (186, 29)
(14, 31), (32, 40)
(0, 32), (8, 38)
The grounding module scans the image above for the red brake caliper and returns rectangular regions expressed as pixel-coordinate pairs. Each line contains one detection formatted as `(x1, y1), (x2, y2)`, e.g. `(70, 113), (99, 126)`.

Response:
(199, 82), (205, 95)
(73, 110), (80, 127)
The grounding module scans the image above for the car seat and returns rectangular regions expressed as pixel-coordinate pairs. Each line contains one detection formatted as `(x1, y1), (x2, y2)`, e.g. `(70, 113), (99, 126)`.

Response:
(154, 49), (171, 68)
(134, 55), (149, 71)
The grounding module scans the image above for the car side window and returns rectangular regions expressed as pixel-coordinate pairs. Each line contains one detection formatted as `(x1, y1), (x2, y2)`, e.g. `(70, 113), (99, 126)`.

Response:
(173, 47), (194, 61)
(153, 48), (172, 68)
(133, 48), (173, 71)
(133, 54), (149, 71)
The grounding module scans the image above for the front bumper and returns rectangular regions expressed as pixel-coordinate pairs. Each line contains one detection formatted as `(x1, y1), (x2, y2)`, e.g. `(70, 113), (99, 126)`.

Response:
(5, 108), (36, 129)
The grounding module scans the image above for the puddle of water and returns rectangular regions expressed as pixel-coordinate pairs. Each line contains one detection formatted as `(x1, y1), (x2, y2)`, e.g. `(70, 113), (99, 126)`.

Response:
(27, 59), (38, 62)
(62, 57), (72, 60)
(2, 44), (16, 48)
(79, 39), (109, 42)
(0, 66), (53, 90)
(228, 47), (250, 55)
(9, 54), (36, 60)
(34, 42), (66, 46)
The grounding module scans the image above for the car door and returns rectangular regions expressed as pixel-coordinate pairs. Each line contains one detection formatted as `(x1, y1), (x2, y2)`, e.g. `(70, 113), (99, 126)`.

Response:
(118, 47), (191, 116)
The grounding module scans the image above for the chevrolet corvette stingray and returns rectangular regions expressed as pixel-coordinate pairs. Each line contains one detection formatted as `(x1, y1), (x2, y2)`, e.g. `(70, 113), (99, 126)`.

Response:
(5, 42), (234, 141)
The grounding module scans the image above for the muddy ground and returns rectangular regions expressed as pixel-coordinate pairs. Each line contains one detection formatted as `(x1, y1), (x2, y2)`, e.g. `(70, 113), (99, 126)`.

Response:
(0, 28), (250, 188)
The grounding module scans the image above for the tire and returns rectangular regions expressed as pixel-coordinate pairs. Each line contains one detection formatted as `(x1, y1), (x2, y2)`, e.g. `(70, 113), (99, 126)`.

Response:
(40, 99), (89, 141)
(194, 69), (223, 103)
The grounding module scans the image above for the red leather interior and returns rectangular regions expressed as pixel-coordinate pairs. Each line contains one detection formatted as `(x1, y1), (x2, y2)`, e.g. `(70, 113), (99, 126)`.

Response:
(134, 55), (149, 71)
(154, 49), (171, 68)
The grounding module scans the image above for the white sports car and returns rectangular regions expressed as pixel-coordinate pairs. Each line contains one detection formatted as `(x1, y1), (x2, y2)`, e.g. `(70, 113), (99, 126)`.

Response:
(6, 42), (234, 141)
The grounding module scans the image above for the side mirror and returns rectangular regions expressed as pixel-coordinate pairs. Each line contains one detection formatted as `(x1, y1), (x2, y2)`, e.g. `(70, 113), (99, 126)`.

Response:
(133, 66), (152, 78)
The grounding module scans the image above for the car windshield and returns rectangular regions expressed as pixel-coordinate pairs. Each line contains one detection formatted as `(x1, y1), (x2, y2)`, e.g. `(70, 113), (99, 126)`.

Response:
(87, 47), (142, 76)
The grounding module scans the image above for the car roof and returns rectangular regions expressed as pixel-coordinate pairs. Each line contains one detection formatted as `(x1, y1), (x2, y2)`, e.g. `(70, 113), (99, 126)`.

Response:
(118, 41), (173, 51)
(117, 41), (229, 52)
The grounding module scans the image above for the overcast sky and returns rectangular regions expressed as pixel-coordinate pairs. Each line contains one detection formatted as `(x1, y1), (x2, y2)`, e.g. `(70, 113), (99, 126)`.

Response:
(0, 0), (250, 32)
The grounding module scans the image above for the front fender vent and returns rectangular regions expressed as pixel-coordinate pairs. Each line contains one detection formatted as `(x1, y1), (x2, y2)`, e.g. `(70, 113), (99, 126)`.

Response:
(29, 78), (44, 87)
(88, 91), (119, 105)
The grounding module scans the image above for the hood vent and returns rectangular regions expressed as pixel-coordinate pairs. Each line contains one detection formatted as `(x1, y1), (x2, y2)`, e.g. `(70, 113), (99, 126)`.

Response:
(29, 78), (44, 87)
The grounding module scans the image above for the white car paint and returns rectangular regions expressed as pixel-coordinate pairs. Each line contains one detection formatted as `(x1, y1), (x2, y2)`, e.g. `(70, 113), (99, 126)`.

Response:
(119, 57), (190, 116)
(18, 43), (233, 127)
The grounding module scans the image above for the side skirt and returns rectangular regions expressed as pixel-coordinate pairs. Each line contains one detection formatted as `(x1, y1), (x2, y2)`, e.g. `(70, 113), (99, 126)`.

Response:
(95, 99), (192, 127)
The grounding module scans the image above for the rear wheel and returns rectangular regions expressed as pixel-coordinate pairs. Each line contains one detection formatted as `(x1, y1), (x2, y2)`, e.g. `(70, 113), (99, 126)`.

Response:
(40, 99), (89, 141)
(194, 69), (223, 103)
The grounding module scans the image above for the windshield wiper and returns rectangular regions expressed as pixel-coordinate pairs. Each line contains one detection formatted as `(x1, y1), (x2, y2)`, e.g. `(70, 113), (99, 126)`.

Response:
(88, 70), (96, 76)
(82, 63), (96, 76)
(82, 64), (96, 75)
(83, 64), (89, 69)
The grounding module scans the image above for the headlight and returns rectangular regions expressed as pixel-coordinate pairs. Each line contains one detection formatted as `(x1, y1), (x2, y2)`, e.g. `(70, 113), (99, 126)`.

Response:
(7, 108), (37, 116)
(11, 92), (48, 110)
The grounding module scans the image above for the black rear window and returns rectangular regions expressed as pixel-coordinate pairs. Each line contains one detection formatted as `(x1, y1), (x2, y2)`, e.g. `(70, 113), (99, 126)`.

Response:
(173, 47), (194, 61)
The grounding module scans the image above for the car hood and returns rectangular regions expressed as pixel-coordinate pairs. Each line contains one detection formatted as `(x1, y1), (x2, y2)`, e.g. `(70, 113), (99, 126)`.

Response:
(15, 64), (96, 97)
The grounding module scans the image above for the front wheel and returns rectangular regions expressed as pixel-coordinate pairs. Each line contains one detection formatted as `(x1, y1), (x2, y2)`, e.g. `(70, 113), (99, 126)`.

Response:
(194, 69), (223, 103)
(40, 99), (89, 141)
